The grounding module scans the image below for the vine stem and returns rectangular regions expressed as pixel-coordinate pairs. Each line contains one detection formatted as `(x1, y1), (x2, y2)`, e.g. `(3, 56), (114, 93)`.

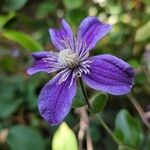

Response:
(79, 77), (91, 109)
(96, 115), (136, 150)
(96, 114), (121, 145)
(127, 94), (150, 130)
(78, 77), (136, 150)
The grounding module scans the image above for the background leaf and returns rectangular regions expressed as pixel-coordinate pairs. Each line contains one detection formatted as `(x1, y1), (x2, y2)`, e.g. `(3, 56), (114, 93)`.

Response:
(7, 125), (45, 150)
(144, 133), (150, 150)
(0, 98), (22, 118)
(90, 93), (108, 114)
(135, 20), (150, 42)
(114, 109), (143, 148)
(3, 0), (28, 12)
(0, 13), (15, 29)
(2, 30), (43, 51)
(0, 76), (23, 118)
(63, 0), (83, 10)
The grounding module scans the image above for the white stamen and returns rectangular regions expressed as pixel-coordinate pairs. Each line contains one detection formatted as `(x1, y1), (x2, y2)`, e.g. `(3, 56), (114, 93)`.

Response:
(58, 49), (80, 68)
(56, 48), (92, 87)
(58, 69), (71, 84)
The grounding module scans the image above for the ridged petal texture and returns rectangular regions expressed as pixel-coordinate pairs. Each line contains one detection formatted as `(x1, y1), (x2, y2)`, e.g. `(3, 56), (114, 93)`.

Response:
(38, 71), (76, 125)
(27, 51), (62, 75)
(76, 16), (112, 55)
(49, 19), (74, 51)
(82, 54), (134, 95)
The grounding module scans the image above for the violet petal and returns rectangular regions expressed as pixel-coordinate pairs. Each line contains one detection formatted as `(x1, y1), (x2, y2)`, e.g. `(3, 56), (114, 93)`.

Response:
(82, 54), (134, 95)
(27, 51), (62, 75)
(49, 19), (74, 51)
(38, 71), (76, 125)
(76, 17), (112, 56)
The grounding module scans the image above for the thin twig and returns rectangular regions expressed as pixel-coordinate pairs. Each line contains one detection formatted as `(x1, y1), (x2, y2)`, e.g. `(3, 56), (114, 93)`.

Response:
(86, 129), (93, 150)
(127, 94), (150, 130)
(96, 114), (136, 150)
(96, 114), (121, 145)
(0, 129), (8, 144)
(118, 145), (137, 150)
(76, 107), (93, 150)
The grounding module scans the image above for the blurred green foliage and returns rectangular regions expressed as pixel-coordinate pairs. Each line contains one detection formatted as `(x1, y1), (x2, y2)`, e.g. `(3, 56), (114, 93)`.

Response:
(90, 93), (108, 114)
(7, 125), (45, 150)
(114, 109), (143, 149)
(0, 0), (150, 150)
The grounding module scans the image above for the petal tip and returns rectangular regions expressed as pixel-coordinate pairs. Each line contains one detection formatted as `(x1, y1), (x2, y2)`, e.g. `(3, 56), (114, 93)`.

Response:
(107, 24), (113, 30)
(48, 28), (53, 36)
(38, 101), (68, 126)
(26, 67), (34, 75)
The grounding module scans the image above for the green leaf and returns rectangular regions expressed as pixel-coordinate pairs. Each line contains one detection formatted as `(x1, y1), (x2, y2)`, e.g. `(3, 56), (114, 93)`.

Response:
(63, 0), (83, 10)
(0, 13), (15, 29)
(0, 98), (22, 118)
(7, 125), (45, 150)
(52, 122), (78, 150)
(2, 30), (43, 51)
(144, 133), (150, 150)
(3, 0), (28, 12)
(115, 109), (143, 148)
(24, 82), (37, 110)
(72, 87), (85, 108)
(89, 122), (101, 143)
(90, 93), (108, 114)
(113, 128), (124, 143)
(135, 72), (147, 85)
(135, 20), (150, 42)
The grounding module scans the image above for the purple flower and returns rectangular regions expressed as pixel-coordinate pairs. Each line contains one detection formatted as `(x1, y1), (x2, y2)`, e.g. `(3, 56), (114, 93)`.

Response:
(27, 17), (134, 125)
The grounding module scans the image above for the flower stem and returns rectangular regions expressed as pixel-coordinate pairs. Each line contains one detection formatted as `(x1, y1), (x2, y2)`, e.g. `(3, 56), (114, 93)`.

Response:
(79, 77), (91, 109)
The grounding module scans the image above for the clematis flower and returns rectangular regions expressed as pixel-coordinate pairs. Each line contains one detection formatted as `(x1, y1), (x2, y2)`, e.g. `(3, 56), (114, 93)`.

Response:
(27, 17), (134, 125)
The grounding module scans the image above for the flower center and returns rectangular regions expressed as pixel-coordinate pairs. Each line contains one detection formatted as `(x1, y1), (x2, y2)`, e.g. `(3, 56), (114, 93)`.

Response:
(58, 49), (80, 68)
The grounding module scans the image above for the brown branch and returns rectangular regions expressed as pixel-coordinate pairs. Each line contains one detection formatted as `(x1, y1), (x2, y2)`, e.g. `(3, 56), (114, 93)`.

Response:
(76, 107), (93, 150)
(0, 129), (8, 144)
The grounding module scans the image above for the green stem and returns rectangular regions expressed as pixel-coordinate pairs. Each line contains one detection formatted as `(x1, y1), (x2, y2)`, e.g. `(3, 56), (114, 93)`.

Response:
(97, 115), (136, 150)
(118, 145), (137, 150)
(79, 77), (91, 109)
(127, 94), (150, 130)
(96, 114), (121, 145)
